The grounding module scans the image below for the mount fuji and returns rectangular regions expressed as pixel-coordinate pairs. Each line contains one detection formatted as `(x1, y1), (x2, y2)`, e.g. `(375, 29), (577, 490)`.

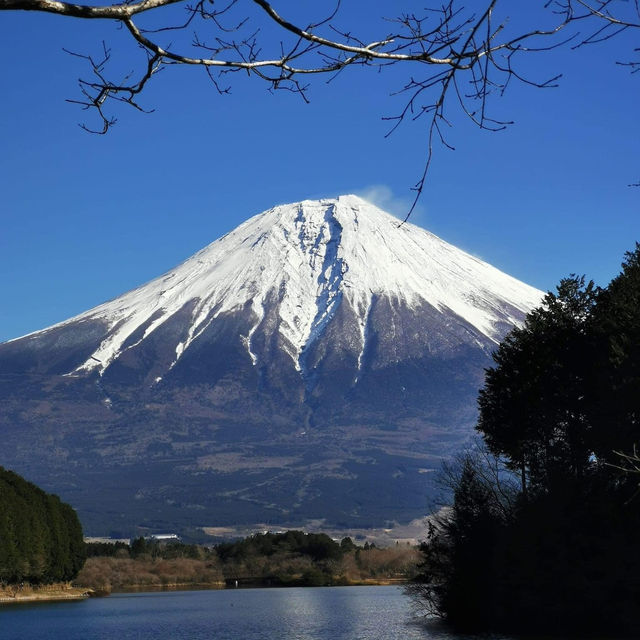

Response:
(0, 195), (543, 534)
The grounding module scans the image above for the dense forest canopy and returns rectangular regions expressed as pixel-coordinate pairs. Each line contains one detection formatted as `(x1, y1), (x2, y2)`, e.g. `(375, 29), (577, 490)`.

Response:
(0, 467), (85, 584)
(411, 244), (640, 635)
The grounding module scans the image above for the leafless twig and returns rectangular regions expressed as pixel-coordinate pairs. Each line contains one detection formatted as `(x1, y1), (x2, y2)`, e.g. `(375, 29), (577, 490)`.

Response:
(3, 0), (638, 207)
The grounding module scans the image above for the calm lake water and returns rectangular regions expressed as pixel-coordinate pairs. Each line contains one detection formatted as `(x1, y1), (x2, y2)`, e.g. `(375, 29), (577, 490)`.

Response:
(0, 585), (515, 640)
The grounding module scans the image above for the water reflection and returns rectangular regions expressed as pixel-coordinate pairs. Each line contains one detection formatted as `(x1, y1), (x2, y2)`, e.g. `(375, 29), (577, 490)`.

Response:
(0, 585), (525, 640)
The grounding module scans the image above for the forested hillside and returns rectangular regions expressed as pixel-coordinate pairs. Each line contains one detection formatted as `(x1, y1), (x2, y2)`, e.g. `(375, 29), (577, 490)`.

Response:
(0, 467), (85, 584)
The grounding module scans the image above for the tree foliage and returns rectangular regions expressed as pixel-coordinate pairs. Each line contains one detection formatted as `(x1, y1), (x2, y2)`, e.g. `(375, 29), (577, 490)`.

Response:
(78, 531), (419, 591)
(478, 275), (599, 490)
(215, 530), (343, 563)
(588, 244), (640, 464)
(0, 467), (85, 584)
(412, 244), (640, 635)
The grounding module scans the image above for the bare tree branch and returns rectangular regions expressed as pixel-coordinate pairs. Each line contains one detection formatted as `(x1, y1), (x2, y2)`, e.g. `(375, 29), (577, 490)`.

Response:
(2, 0), (638, 207)
(2, 0), (184, 19)
(609, 444), (640, 475)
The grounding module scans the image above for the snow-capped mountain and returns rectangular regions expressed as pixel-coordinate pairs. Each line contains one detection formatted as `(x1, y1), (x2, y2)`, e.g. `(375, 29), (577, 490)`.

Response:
(0, 195), (543, 534)
(11, 195), (540, 380)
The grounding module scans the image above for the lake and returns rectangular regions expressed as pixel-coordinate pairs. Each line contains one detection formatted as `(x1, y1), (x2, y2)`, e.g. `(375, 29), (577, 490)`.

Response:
(0, 585), (515, 640)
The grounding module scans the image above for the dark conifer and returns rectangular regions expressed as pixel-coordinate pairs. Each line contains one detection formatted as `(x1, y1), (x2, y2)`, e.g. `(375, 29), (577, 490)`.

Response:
(0, 467), (85, 585)
(412, 245), (640, 636)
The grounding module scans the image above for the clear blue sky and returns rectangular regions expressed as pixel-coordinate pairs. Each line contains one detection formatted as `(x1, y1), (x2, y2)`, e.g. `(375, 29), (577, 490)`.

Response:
(1, 3), (638, 342)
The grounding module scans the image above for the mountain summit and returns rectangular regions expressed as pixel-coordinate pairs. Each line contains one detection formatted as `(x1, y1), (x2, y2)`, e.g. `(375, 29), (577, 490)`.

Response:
(18, 195), (540, 380)
(0, 196), (543, 534)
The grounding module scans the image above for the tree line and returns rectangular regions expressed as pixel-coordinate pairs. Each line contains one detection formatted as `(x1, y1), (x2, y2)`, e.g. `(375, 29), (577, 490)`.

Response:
(0, 467), (85, 585)
(78, 531), (419, 592)
(411, 244), (640, 636)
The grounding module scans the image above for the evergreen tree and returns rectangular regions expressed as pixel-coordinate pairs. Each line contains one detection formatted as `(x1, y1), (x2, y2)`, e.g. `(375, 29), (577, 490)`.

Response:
(588, 244), (640, 467)
(0, 467), (85, 585)
(413, 245), (640, 635)
(478, 275), (599, 492)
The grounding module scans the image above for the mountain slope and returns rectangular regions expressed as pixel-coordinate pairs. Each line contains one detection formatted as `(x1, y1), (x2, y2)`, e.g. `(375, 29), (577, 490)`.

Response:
(0, 195), (543, 534)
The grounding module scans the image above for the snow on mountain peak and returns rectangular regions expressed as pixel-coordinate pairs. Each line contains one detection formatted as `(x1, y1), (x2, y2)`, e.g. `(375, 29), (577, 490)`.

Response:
(42, 195), (542, 376)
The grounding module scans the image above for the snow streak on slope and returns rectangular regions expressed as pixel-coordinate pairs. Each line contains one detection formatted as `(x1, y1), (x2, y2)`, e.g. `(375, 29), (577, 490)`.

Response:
(22, 195), (543, 376)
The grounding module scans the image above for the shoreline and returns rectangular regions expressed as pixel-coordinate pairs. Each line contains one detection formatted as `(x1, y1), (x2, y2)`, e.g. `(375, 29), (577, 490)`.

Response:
(0, 578), (408, 604)
(0, 585), (92, 605)
(100, 577), (408, 595)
